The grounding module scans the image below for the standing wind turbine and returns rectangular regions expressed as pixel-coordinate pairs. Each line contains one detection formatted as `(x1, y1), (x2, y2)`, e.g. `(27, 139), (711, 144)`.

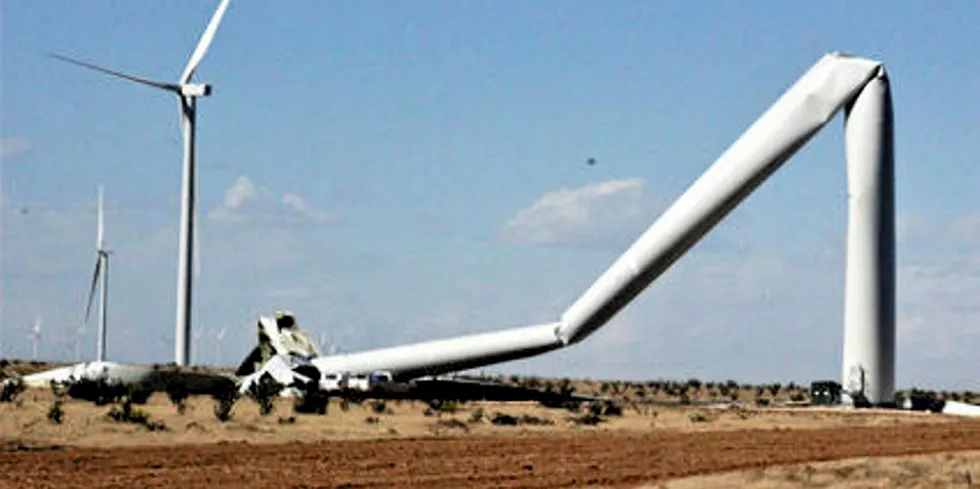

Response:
(52, 0), (231, 366)
(83, 185), (110, 362)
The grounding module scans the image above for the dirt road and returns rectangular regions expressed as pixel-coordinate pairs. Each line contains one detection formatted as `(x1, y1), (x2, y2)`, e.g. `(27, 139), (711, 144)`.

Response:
(4, 420), (980, 489)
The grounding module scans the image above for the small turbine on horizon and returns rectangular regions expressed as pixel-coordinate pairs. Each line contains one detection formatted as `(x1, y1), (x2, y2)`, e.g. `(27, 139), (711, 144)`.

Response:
(83, 185), (111, 362)
(214, 326), (227, 366)
(27, 317), (42, 361)
(52, 0), (232, 366)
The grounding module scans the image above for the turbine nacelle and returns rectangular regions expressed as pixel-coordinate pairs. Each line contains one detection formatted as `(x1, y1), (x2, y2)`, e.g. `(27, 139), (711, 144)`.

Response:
(180, 83), (212, 98)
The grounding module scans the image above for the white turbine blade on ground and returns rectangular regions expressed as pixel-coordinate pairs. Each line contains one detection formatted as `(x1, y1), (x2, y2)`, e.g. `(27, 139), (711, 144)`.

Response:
(179, 0), (231, 84)
(50, 53), (179, 92)
(83, 257), (102, 324)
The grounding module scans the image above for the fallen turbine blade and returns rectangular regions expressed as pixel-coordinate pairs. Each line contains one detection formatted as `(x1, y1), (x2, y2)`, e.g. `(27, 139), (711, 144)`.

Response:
(51, 53), (180, 92)
(179, 0), (231, 85)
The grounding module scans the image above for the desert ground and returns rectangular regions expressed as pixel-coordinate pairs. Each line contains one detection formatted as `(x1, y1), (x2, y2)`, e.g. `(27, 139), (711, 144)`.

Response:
(3, 380), (980, 489)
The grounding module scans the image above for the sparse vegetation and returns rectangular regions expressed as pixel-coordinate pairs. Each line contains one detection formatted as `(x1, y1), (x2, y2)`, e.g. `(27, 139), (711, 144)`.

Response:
(107, 398), (165, 431)
(569, 413), (603, 426)
(246, 374), (283, 416)
(293, 383), (330, 415)
(468, 408), (486, 424)
(47, 382), (67, 424)
(165, 380), (190, 415)
(435, 418), (468, 431)
(688, 411), (714, 423)
(370, 400), (388, 414)
(211, 386), (239, 422)
(1, 376), (25, 403)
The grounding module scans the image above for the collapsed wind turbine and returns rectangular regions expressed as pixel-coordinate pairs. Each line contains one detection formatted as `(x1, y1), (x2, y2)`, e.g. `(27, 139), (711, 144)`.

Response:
(83, 185), (110, 362)
(52, 0), (231, 366)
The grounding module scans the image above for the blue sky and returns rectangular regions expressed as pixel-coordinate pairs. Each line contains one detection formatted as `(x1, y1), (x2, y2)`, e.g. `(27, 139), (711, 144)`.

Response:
(2, 1), (977, 389)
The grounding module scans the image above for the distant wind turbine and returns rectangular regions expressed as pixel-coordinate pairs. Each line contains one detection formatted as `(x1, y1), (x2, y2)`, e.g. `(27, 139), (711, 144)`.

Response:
(52, 0), (232, 366)
(83, 185), (111, 362)
(193, 325), (205, 364)
(214, 327), (227, 366)
(27, 317), (42, 360)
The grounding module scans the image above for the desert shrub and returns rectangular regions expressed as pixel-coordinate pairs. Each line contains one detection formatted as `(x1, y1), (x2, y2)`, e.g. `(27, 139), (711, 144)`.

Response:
(47, 382), (67, 424)
(436, 400), (460, 413)
(688, 411), (713, 423)
(468, 408), (486, 424)
(603, 403), (623, 416)
(67, 377), (127, 405)
(165, 380), (189, 415)
(370, 400), (388, 414)
(0, 376), (25, 403)
(128, 385), (153, 405)
(107, 399), (150, 425)
(570, 413), (603, 426)
(211, 386), (239, 422)
(365, 416), (380, 424)
(246, 374), (282, 416)
(490, 412), (518, 425)
(294, 389), (330, 415)
(436, 418), (468, 431)
(518, 414), (554, 426)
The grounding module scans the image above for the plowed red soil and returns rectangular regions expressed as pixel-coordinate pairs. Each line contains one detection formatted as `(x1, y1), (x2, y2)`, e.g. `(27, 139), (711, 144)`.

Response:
(4, 421), (980, 489)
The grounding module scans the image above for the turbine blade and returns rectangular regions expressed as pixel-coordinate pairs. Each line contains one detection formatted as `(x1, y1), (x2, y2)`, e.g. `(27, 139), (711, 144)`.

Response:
(51, 53), (180, 92)
(84, 257), (102, 324)
(180, 0), (231, 85)
(97, 185), (105, 250)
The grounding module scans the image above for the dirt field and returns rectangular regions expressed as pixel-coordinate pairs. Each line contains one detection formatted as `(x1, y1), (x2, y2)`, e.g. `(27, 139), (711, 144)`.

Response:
(3, 387), (980, 488)
(659, 450), (980, 488)
(3, 422), (980, 488)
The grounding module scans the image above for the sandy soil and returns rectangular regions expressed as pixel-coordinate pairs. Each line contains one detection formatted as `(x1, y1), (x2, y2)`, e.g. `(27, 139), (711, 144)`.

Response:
(3, 388), (980, 488)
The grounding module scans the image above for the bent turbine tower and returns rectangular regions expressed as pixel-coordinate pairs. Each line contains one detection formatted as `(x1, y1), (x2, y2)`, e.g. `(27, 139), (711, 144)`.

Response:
(299, 52), (895, 405)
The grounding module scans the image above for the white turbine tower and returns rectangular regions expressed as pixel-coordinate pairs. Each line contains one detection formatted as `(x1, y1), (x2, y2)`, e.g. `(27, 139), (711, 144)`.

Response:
(83, 185), (110, 362)
(52, 0), (231, 366)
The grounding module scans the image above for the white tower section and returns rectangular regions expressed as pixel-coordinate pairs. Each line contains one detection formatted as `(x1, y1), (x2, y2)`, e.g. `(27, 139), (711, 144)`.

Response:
(842, 75), (895, 404)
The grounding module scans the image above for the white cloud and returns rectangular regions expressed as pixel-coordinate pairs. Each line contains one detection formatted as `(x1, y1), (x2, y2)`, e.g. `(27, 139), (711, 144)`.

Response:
(0, 137), (30, 160)
(207, 176), (257, 222)
(500, 178), (657, 248)
(282, 193), (335, 223)
(207, 175), (335, 224)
